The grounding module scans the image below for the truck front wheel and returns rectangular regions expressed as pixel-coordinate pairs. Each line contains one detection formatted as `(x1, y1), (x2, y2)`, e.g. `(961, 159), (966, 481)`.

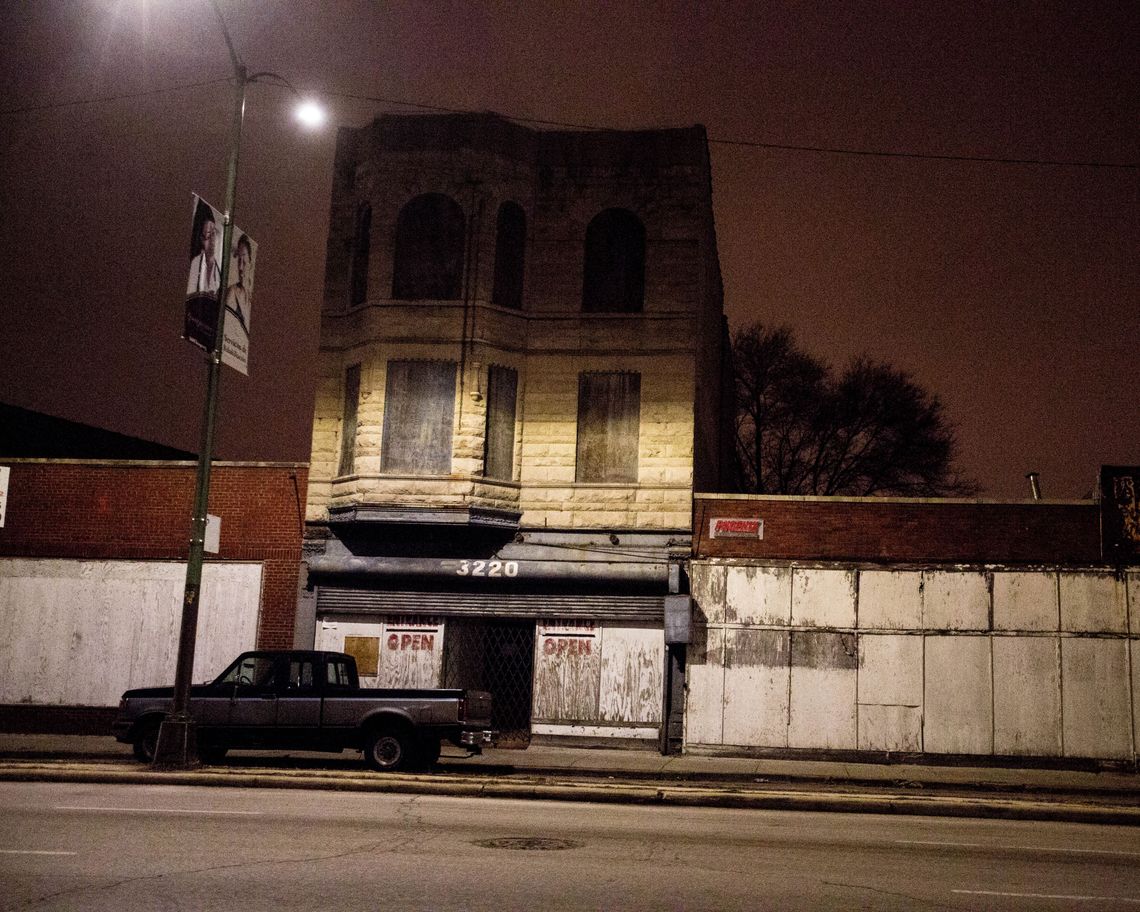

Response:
(364, 726), (412, 772)
(132, 719), (161, 764)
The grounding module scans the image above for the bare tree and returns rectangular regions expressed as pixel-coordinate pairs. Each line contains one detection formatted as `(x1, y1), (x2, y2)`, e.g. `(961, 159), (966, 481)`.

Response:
(732, 324), (978, 496)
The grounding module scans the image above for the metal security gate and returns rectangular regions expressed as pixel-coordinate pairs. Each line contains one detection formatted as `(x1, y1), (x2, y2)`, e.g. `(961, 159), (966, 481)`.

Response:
(442, 618), (535, 747)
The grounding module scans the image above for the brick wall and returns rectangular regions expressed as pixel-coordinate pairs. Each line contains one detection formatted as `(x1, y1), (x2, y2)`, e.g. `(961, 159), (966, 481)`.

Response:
(0, 460), (307, 646)
(694, 494), (1101, 565)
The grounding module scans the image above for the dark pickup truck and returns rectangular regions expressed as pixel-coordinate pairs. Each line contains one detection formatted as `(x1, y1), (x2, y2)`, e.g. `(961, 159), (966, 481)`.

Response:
(112, 650), (495, 771)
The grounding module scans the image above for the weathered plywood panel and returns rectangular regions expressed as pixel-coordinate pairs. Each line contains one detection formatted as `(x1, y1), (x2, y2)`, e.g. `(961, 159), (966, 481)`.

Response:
(723, 628), (789, 748)
(1133, 640), (1140, 757)
(923, 571), (989, 630)
(533, 621), (601, 723)
(0, 559), (260, 706)
(993, 636), (1061, 756)
(1060, 572), (1127, 633)
(858, 571), (921, 630)
(788, 631), (856, 749)
(379, 616), (444, 688)
(598, 624), (663, 725)
(725, 565), (791, 626)
(684, 625), (724, 745)
(1061, 637), (1132, 759)
(1130, 572), (1140, 636)
(858, 634), (923, 707)
(691, 563), (726, 625)
(315, 615), (443, 689)
(859, 706), (922, 752)
(993, 572), (1058, 632)
(924, 636), (993, 755)
(791, 568), (856, 628)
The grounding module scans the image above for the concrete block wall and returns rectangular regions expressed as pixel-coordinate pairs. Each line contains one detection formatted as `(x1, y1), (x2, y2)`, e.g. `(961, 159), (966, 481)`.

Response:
(686, 561), (1139, 762)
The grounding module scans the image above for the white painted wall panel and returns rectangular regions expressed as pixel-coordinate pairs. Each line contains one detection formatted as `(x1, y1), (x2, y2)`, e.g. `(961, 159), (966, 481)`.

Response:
(692, 563), (726, 625)
(924, 636), (993, 755)
(993, 572), (1058, 631)
(723, 629), (788, 747)
(1133, 640), (1140, 757)
(684, 625), (724, 745)
(725, 565), (791, 626)
(1062, 637), (1132, 759)
(788, 632), (856, 749)
(1129, 572), (1139, 636)
(1060, 572), (1127, 633)
(791, 568), (856, 628)
(598, 624), (663, 725)
(993, 636), (1061, 756)
(858, 571), (921, 630)
(0, 558), (260, 706)
(923, 571), (988, 630)
(857, 634), (922, 750)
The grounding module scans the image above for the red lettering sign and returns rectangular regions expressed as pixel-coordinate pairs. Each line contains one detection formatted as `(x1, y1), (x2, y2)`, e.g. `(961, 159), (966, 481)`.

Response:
(542, 637), (593, 656)
(386, 632), (436, 651)
(709, 517), (764, 539)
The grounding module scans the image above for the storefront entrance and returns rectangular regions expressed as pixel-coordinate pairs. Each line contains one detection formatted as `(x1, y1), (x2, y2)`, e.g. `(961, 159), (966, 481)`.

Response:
(443, 618), (535, 746)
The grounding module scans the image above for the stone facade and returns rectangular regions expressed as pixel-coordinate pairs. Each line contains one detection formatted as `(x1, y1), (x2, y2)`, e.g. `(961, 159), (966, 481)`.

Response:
(306, 113), (727, 532)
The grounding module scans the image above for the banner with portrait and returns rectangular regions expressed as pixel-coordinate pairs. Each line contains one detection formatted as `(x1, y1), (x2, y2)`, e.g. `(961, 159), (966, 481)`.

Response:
(183, 193), (257, 375)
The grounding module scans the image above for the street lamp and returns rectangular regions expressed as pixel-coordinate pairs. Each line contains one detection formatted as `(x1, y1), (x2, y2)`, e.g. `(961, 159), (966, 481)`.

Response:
(152, 1), (323, 769)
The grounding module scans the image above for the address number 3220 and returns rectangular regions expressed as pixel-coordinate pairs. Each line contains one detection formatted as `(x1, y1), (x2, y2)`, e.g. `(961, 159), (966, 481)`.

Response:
(455, 560), (519, 577)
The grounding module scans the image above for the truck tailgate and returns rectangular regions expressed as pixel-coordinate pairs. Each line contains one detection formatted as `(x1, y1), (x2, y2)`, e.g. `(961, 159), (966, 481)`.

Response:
(465, 690), (493, 727)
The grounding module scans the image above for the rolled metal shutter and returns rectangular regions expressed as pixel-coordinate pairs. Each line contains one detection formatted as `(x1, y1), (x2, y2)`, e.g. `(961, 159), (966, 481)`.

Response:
(315, 586), (664, 622)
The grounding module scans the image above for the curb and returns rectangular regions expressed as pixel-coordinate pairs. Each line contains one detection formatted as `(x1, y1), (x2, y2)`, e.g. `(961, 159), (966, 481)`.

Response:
(3, 762), (1139, 826)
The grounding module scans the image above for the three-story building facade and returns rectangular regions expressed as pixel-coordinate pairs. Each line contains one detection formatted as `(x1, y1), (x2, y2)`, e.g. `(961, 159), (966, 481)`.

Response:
(301, 112), (728, 749)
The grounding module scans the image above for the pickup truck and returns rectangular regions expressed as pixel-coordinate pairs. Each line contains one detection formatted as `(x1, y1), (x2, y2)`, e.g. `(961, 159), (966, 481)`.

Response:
(112, 650), (495, 771)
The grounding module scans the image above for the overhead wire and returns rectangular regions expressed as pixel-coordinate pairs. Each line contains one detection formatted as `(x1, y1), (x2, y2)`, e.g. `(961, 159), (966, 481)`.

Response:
(2, 76), (1135, 171)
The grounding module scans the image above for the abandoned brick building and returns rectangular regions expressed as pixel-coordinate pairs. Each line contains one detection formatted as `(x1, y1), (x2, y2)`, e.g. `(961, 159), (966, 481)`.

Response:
(300, 112), (730, 748)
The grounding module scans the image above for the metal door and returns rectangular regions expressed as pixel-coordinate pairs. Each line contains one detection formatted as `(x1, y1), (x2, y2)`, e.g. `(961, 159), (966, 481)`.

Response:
(443, 618), (535, 746)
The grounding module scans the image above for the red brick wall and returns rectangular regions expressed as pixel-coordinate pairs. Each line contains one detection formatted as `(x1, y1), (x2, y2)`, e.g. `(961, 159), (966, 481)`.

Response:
(0, 460), (307, 647)
(694, 495), (1101, 565)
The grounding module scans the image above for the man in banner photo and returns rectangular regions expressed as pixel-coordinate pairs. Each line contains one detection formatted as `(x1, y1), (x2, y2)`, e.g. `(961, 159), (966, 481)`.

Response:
(183, 194), (257, 375)
(221, 228), (256, 375)
(184, 195), (224, 351)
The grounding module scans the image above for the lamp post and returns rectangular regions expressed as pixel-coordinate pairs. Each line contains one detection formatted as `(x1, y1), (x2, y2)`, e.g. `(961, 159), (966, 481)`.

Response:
(152, 2), (321, 768)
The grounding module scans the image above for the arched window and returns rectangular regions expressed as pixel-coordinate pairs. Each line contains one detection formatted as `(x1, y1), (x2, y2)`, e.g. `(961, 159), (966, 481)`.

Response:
(349, 203), (371, 306)
(582, 208), (645, 313)
(392, 193), (465, 300)
(491, 202), (526, 310)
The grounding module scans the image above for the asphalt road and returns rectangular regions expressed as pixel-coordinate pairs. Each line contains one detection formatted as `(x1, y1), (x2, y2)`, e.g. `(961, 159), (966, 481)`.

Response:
(2, 782), (1140, 911)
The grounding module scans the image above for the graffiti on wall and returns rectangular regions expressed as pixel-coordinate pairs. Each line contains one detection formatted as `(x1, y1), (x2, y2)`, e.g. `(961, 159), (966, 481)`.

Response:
(1101, 466), (1140, 564)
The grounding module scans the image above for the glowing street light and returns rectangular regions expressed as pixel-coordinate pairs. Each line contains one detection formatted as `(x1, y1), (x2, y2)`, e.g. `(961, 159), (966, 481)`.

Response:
(152, 0), (324, 769)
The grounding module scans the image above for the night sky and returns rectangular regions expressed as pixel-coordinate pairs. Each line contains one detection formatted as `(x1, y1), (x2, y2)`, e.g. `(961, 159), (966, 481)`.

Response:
(2, 1), (1135, 499)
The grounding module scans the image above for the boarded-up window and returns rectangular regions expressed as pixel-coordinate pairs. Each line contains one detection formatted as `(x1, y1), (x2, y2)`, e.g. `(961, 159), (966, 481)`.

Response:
(582, 208), (645, 313)
(349, 203), (371, 306)
(337, 363), (360, 477)
(380, 360), (456, 474)
(484, 365), (518, 480)
(575, 372), (641, 483)
(392, 193), (465, 300)
(491, 202), (526, 310)
(343, 636), (380, 677)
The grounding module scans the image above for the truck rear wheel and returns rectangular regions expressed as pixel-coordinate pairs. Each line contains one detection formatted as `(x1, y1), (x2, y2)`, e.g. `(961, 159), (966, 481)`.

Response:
(364, 726), (412, 772)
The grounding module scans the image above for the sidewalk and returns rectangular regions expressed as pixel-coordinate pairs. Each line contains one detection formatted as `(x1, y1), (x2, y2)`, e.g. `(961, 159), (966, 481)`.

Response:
(2, 734), (1138, 825)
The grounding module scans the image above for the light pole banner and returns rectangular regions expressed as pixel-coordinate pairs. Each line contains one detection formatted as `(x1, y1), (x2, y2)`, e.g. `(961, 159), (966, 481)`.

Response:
(0, 465), (9, 527)
(221, 225), (256, 375)
(183, 194), (257, 375)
